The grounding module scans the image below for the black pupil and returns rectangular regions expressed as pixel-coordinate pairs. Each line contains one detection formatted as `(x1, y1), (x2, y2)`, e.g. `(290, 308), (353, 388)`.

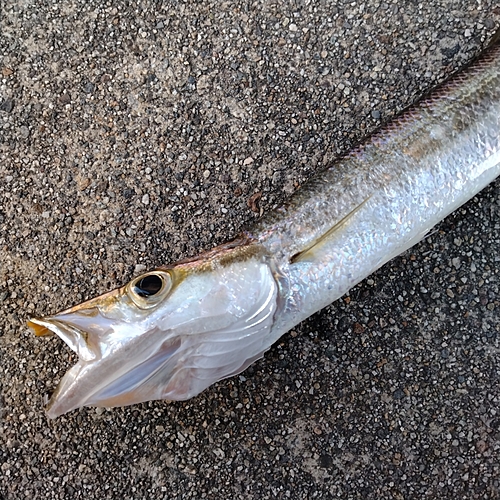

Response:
(134, 274), (163, 297)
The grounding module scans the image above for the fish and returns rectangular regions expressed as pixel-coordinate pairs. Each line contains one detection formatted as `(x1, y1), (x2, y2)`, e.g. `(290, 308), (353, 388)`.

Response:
(28, 35), (500, 418)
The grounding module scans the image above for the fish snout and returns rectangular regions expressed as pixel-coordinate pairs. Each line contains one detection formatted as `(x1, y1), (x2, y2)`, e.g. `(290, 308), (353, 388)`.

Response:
(27, 311), (111, 362)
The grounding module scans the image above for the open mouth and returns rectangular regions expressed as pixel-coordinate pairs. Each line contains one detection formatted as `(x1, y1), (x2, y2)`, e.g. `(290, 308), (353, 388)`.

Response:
(28, 316), (185, 418)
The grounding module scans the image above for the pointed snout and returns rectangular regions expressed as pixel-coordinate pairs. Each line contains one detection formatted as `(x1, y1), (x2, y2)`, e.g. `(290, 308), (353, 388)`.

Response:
(27, 318), (53, 337)
(27, 314), (103, 362)
(27, 288), (124, 361)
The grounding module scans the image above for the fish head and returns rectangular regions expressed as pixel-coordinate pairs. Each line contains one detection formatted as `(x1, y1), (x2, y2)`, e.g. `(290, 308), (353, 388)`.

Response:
(28, 241), (280, 418)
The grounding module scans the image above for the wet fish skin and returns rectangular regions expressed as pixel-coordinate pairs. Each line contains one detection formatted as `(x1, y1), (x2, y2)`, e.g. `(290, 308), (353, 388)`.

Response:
(255, 39), (500, 337)
(28, 39), (500, 417)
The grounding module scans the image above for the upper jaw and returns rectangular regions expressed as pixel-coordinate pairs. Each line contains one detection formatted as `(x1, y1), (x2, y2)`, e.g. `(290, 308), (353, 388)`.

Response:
(27, 316), (98, 362)
(28, 313), (105, 362)
(26, 286), (125, 339)
(27, 289), (126, 362)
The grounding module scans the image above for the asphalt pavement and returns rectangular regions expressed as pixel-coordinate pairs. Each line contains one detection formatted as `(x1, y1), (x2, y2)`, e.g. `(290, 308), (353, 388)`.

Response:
(1, 1), (499, 498)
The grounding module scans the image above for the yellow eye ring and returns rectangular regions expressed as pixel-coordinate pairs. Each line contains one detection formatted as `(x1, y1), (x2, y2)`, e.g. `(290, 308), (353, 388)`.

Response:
(127, 270), (172, 309)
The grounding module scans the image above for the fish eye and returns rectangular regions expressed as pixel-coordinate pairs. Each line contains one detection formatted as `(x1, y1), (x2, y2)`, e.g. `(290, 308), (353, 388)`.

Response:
(134, 274), (163, 297)
(127, 271), (172, 309)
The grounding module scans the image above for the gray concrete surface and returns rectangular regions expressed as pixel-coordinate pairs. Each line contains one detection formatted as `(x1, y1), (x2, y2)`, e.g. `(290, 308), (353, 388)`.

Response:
(1, 1), (499, 498)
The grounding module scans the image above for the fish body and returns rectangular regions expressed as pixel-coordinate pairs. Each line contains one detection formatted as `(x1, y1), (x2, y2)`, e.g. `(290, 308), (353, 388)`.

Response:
(29, 39), (500, 417)
(254, 41), (500, 338)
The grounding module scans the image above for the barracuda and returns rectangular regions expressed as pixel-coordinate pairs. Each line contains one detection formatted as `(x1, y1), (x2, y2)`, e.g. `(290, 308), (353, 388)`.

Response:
(28, 37), (500, 418)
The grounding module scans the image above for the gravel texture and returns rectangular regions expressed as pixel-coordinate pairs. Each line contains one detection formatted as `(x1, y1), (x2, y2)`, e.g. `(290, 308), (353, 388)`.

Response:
(1, 1), (500, 498)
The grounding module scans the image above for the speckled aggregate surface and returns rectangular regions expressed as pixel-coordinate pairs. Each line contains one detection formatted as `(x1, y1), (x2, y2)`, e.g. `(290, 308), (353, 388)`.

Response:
(1, 1), (499, 498)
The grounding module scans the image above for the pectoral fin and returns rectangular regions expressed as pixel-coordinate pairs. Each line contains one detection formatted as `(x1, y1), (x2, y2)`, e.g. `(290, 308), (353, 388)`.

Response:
(291, 197), (371, 263)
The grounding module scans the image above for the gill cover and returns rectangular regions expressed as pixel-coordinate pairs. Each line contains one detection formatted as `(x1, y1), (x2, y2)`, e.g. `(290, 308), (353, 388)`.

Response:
(28, 248), (279, 418)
